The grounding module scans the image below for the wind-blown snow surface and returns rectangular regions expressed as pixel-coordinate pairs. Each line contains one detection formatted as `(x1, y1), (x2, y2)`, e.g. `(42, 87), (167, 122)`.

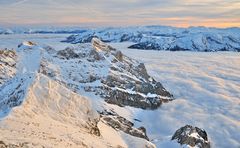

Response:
(0, 73), (129, 147)
(111, 43), (240, 148)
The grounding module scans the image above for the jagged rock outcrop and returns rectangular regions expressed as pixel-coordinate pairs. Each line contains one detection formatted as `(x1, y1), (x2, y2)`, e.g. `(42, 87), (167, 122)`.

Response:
(0, 141), (33, 148)
(99, 109), (149, 141)
(172, 125), (210, 148)
(0, 49), (17, 86)
(41, 38), (173, 109)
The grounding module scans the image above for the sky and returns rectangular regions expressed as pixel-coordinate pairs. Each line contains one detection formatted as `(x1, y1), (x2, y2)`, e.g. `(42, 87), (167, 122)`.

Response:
(0, 0), (239, 28)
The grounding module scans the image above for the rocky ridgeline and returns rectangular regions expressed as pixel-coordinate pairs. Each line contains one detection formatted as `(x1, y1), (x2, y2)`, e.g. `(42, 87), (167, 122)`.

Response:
(42, 38), (173, 110)
(92, 38), (173, 109)
(172, 125), (210, 148)
(0, 40), (157, 145)
(38, 38), (173, 143)
(0, 40), (212, 147)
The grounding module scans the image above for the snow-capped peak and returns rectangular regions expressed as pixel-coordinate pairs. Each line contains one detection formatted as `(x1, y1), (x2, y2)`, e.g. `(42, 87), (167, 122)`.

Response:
(0, 41), (157, 147)
(63, 26), (240, 52)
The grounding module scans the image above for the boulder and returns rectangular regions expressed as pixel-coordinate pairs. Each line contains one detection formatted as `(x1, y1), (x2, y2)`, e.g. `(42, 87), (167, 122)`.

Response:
(172, 125), (210, 148)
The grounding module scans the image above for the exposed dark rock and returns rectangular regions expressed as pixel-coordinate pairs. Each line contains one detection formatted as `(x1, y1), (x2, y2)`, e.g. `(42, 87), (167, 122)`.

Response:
(113, 51), (123, 62)
(172, 125), (210, 148)
(43, 45), (57, 54)
(103, 87), (167, 109)
(87, 117), (101, 137)
(129, 42), (191, 51)
(57, 47), (79, 59)
(39, 59), (59, 78)
(99, 110), (149, 140)
(89, 49), (103, 61)
(93, 39), (173, 109)
(0, 141), (41, 148)
(0, 77), (27, 113)
(119, 33), (143, 42)
(42, 38), (173, 110)
(0, 50), (19, 113)
(169, 45), (190, 51)
(128, 42), (161, 50)
(0, 49), (17, 85)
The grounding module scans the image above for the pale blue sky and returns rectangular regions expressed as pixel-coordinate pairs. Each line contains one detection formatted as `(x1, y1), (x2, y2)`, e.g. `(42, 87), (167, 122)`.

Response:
(0, 0), (239, 27)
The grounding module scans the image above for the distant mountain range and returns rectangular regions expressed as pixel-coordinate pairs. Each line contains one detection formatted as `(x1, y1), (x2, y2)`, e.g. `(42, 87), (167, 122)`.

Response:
(62, 26), (240, 52)
(1, 26), (240, 51)
(0, 26), (87, 34)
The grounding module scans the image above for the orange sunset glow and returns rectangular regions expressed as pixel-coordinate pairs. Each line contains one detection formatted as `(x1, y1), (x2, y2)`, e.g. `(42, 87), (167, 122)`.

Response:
(0, 0), (239, 28)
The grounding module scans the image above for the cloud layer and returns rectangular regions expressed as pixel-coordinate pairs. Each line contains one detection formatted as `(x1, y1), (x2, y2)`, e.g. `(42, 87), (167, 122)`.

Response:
(0, 0), (239, 27)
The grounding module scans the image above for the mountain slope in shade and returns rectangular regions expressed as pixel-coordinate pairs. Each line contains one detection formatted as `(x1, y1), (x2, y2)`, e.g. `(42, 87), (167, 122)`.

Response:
(0, 42), (41, 118)
(0, 49), (17, 86)
(63, 26), (240, 52)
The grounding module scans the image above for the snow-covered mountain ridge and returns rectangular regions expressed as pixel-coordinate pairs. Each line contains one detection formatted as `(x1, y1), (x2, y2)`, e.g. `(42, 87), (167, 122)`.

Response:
(0, 42), (42, 118)
(0, 39), (174, 147)
(43, 38), (173, 110)
(0, 26), (87, 34)
(1, 25), (239, 51)
(62, 26), (240, 52)
(0, 33), (238, 147)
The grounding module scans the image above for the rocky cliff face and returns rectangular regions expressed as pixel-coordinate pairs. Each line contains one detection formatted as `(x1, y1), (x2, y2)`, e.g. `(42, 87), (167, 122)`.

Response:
(99, 109), (149, 141)
(0, 49), (17, 86)
(41, 38), (173, 110)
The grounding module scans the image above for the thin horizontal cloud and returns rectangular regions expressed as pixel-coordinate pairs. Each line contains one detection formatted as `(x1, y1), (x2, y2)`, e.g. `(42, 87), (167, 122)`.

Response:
(0, 0), (239, 27)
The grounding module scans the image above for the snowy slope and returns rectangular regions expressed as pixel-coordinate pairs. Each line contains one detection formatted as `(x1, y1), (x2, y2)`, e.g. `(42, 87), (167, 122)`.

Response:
(0, 73), (129, 148)
(0, 42), (41, 118)
(0, 40), (157, 147)
(63, 26), (240, 52)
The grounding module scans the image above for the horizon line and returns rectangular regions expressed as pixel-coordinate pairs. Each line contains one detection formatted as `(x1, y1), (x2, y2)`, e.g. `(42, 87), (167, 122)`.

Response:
(1, 23), (239, 29)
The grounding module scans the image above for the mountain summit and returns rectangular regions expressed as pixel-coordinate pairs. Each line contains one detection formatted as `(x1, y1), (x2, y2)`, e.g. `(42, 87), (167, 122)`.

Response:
(0, 38), (174, 147)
